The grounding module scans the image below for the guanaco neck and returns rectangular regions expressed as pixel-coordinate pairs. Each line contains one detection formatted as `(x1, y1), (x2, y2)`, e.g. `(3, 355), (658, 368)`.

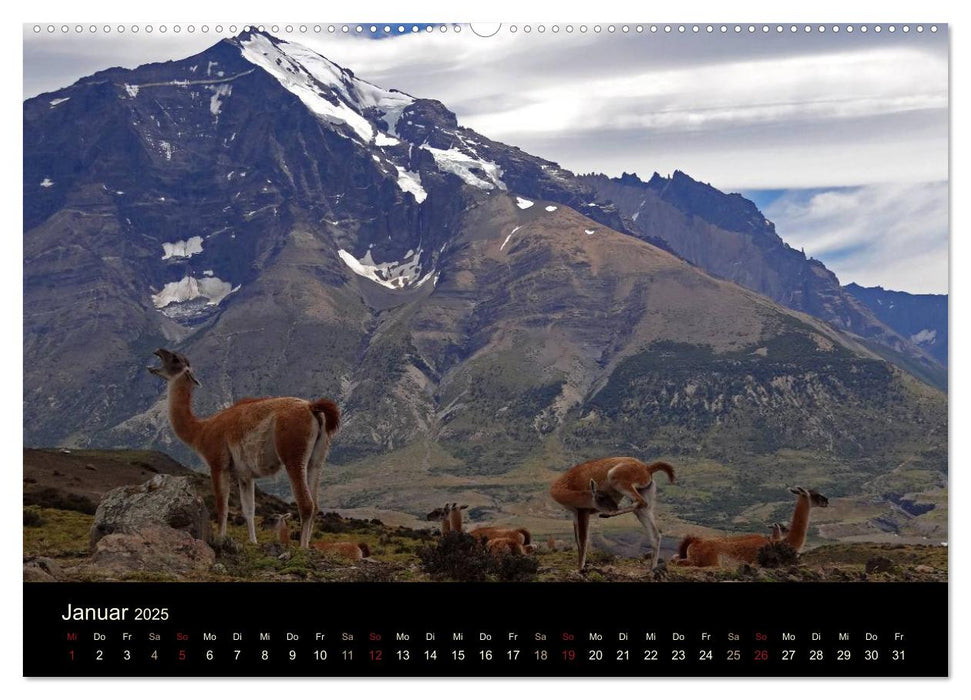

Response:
(167, 372), (203, 446)
(785, 495), (812, 551)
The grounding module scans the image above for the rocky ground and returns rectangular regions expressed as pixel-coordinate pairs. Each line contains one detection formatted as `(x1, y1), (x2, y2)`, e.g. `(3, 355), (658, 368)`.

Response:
(24, 476), (947, 584)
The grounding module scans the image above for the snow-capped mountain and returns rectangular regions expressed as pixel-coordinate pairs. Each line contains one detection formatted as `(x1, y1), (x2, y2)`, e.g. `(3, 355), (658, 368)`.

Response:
(24, 31), (945, 528)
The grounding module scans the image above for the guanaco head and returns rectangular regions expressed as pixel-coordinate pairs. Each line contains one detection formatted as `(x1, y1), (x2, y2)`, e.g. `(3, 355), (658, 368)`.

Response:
(358, 543), (371, 558)
(590, 479), (620, 512)
(770, 522), (790, 541)
(789, 487), (829, 507)
(148, 348), (200, 386)
(425, 504), (451, 522)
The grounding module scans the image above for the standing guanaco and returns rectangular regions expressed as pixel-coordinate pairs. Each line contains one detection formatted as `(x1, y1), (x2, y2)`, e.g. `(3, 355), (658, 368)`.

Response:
(550, 457), (675, 571)
(261, 513), (292, 545)
(148, 349), (339, 548)
(448, 503), (468, 533)
(673, 487), (828, 567)
(426, 503), (454, 536)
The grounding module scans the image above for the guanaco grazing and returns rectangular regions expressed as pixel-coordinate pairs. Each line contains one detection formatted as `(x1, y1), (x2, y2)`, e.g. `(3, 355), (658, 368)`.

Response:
(312, 541), (370, 560)
(148, 348), (340, 548)
(550, 457), (675, 571)
(673, 487), (828, 567)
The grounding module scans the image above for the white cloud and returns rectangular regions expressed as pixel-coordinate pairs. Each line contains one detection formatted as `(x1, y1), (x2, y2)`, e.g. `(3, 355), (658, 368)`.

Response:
(22, 25), (948, 293)
(762, 182), (949, 294)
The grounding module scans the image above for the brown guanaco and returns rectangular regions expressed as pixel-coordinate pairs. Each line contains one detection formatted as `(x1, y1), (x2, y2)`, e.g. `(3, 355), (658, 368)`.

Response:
(311, 541), (370, 560)
(448, 503), (468, 532)
(469, 526), (531, 547)
(426, 503), (454, 536)
(550, 457), (675, 571)
(673, 487), (828, 567)
(487, 537), (526, 555)
(148, 349), (339, 548)
(261, 512), (292, 545)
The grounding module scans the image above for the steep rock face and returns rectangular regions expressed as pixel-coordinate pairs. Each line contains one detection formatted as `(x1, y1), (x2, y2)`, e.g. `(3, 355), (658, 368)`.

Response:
(580, 171), (946, 390)
(846, 283), (948, 366)
(24, 32), (946, 530)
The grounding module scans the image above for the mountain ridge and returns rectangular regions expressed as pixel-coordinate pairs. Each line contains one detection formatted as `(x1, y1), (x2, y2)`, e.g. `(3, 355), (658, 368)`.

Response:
(579, 170), (946, 390)
(24, 32), (946, 540)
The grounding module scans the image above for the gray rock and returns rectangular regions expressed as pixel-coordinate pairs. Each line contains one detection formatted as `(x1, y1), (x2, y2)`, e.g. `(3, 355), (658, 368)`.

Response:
(80, 526), (215, 578)
(89, 474), (210, 548)
(23, 557), (64, 582)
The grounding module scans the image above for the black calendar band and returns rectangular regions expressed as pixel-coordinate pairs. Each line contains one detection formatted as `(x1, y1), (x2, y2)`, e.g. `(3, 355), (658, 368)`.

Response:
(24, 582), (947, 677)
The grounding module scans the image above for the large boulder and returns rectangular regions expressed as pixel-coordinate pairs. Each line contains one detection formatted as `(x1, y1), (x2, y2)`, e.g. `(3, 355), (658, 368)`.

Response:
(89, 474), (210, 548)
(78, 526), (216, 579)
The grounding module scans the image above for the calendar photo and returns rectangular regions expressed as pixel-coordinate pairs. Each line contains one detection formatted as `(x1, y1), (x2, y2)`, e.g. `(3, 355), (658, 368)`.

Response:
(22, 21), (948, 677)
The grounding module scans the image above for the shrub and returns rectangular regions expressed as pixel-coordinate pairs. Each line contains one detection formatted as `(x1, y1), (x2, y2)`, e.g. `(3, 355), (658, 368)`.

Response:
(418, 531), (538, 582)
(757, 541), (799, 568)
(23, 508), (45, 527)
(494, 550), (539, 582)
(418, 532), (493, 581)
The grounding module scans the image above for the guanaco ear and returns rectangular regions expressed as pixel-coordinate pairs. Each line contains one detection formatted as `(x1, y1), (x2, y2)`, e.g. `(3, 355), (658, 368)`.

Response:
(590, 479), (597, 493)
(185, 368), (201, 386)
(788, 487), (801, 495)
(460, 504), (469, 510)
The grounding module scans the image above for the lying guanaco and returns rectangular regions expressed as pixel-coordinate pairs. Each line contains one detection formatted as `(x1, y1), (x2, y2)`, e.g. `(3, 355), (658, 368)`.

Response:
(550, 457), (675, 571)
(673, 487), (828, 567)
(469, 526), (531, 547)
(487, 537), (526, 555)
(311, 541), (371, 560)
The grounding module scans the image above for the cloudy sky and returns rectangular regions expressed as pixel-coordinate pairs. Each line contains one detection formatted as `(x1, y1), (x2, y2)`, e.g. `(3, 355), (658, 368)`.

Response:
(23, 24), (949, 293)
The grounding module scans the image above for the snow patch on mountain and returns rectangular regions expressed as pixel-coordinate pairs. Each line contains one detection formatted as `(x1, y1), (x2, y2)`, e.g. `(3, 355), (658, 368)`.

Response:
(396, 168), (427, 203)
(49, 97), (70, 107)
(337, 247), (427, 289)
(516, 197), (534, 209)
(40, 178), (53, 188)
(237, 33), (376, 142)
(375, 133), (400, 147)
(584, 229), (596, 236)
(236, 32), (413, 147)
(209, 84), (232, 116)
(152, 276), (239, 313)
(545, 205), (558, 212)
(911, 329), (937, 345)
(501, 225), (523, 251)
(161, 236), (204, 260)
(424, 146), (506, 190)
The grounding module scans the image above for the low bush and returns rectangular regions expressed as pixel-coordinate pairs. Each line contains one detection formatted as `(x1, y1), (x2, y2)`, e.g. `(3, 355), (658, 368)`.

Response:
(757, 541), (799, 568)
